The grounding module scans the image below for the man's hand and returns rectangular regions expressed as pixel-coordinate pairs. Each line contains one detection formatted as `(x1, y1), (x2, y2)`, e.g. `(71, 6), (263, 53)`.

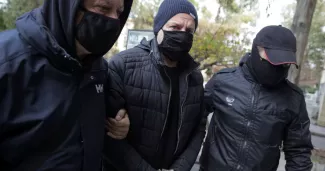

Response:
(106, 109), (130, 139)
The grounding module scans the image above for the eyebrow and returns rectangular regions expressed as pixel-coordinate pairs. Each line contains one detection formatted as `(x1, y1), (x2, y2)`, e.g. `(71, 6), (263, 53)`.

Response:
(96, 0), (113, 8)
(166, 21), (179, 25)
(97, 0), (124, 11)
(168, 20), (195, 27)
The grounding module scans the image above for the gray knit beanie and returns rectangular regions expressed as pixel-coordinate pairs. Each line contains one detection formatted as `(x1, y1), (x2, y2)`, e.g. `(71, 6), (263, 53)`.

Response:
(153, 0), (198, 34)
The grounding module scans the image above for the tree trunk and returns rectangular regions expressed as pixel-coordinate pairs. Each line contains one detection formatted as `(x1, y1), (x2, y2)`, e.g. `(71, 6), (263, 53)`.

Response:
(317, 62), (325, 126)
(287, 0), (317, 85)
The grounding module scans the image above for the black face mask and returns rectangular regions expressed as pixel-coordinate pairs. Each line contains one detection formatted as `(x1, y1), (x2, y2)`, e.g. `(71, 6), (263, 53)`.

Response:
(158, 30), (193, 61)
(76, 8), (120, 56)
(246, 44), (290, 88)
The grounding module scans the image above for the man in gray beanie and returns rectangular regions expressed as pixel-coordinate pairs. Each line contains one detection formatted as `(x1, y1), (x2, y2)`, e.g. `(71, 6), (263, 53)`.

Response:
(102, 0), (207, 171)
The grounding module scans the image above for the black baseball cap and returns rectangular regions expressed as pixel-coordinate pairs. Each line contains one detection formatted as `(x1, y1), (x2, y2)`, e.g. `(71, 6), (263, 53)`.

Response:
(254, 25), (297, 66)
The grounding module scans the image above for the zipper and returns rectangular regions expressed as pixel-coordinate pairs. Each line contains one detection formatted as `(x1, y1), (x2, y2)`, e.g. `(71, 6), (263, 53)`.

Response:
(156, 67), (172, 152)
(174, 72), (190, 154)
(238, 84), (256, 168)
(251, 95), (255, 106)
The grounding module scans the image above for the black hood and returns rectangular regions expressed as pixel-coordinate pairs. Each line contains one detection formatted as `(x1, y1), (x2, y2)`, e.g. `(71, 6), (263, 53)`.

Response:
(239, 53), (250, 66)
(239, 53), (256, 83)
(16, 0), (132, 72)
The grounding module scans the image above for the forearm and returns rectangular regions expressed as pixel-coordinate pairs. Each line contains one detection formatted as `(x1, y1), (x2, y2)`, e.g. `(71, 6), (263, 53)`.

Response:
(284, 129), (313, 171)
(103, 136), (157, 171)
(284, 117), (313, 171)
(283, 96), (314, 171)
(284, 149), (313, 171)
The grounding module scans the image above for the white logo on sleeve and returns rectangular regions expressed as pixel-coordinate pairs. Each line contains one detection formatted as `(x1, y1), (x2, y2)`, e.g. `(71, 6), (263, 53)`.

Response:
(95, 84), (104, 93)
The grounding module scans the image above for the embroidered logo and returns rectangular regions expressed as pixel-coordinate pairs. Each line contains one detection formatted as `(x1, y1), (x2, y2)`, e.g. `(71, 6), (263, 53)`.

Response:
(95, 84), (104, 93)
(226, 96), (235, 106)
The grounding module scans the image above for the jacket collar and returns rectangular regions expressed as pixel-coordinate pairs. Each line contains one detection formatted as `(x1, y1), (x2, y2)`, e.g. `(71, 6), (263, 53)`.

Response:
(241, 64), (256, 83)
(239, 53), (258, 83)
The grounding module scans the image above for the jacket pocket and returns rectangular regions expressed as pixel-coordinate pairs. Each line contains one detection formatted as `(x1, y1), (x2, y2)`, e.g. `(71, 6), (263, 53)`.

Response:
(257, 145), (281, 171)
(253, 109), (288, 147)
(204, 119), (217, 146)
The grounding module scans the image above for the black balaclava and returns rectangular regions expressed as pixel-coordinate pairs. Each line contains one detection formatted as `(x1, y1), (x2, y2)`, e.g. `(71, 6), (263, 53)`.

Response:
(246, 43), (290, 88)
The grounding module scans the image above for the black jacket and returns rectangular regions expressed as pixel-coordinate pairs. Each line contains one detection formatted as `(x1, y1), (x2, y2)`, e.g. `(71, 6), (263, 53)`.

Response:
(0, 0), (132, 170)
(103, 38), (207, 171)
(200, 54), (313, 171)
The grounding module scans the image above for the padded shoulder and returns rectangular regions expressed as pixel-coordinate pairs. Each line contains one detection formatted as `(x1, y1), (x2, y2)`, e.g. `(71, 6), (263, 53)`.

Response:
(0, 29), (32, 65)
(286, 80), (304, 96)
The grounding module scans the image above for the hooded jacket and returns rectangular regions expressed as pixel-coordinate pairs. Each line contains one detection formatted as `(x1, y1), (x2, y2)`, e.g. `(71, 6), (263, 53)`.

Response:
(200, 53), (313, 171)
(0, 0), (132, 170)
(102, 38), (207, 171)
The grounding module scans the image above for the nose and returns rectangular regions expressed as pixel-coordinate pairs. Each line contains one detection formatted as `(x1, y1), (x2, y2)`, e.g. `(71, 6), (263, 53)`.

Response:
(107, 12), (119, 19)
(180, 27), (187, 32)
